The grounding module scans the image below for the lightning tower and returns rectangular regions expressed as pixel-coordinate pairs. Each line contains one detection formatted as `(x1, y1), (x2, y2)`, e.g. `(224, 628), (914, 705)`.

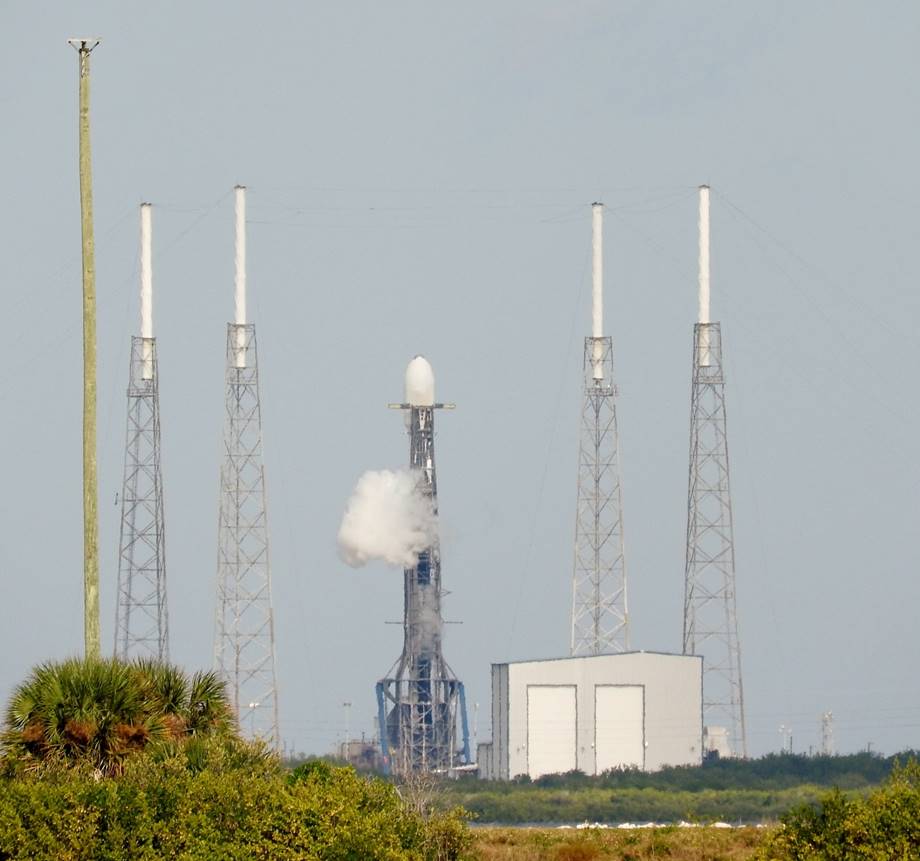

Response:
(214, 186), (280, 747)
(683, 185), (747, 758)
(376, 357), (472, 775)
(571, 203), (630, 656)
(114, 203), (169, 659)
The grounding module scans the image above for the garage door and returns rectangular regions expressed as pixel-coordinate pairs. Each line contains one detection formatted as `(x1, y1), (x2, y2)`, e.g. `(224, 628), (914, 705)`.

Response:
(527, 685), (577, 778)
(595, 685), (644, 773)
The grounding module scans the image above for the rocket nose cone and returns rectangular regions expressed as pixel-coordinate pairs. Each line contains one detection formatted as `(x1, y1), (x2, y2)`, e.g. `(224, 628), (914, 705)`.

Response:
(405, 355), (435, 406)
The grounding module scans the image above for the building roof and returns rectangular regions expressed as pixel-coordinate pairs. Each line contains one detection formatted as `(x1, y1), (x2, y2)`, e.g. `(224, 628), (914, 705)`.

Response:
(491, 650), (702, 669)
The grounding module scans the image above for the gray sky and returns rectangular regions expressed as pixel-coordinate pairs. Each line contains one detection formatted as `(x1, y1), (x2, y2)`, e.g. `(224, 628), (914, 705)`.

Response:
(3, 1), (920, 758)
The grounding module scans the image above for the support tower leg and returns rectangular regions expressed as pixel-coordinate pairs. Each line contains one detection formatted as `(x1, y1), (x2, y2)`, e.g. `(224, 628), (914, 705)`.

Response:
(571, 336), (629, 656)
(683, 322), (747, 758)
(115, 336), (168, 660)
(214, 323), (280, 748)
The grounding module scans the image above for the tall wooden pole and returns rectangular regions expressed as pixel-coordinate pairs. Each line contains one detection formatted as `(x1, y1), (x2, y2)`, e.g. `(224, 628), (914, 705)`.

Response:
(70, 38), (100, 658)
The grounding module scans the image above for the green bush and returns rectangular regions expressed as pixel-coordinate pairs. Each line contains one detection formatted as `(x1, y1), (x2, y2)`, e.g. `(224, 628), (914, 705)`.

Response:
(762, 759), (920, 859)
(0, 754), (471, 860)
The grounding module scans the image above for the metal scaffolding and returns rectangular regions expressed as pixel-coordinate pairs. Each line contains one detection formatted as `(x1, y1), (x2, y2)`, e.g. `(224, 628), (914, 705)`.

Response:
(376, 393), (471, 776)
(683, 321), (747, 758)
(114, 335), (168, 660)
(214, 323), (280, 748)
(571, 335), (630, 656)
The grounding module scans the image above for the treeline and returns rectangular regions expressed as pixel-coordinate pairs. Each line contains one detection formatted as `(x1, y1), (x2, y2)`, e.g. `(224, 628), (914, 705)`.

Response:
(476, 751), (914, 792)
(447, 784), (826, 824)
(436, 752), (920, 824)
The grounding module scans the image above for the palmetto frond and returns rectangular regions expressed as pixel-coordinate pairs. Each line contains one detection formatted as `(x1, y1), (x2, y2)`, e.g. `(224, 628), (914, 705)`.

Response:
(186, 671), (232, 735)
(0, 657), (234, 775)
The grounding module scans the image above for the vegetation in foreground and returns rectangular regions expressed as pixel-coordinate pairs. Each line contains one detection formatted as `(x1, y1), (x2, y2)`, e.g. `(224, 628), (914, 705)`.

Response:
(4, 657), (920, 858)
(2, 657), (233, 777)
(761, 759), (920, 859)
(0, 658), (469, 860)
(0, 755), (470, 860)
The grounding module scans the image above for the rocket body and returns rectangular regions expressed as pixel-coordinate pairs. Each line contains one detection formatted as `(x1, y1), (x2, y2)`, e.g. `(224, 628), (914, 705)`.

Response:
(403, 356), (441, 676)
(376, 356), (469, 774)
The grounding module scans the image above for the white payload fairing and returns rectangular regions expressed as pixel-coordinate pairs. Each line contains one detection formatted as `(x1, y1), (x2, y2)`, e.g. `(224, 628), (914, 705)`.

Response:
(405, 355), (435, 407)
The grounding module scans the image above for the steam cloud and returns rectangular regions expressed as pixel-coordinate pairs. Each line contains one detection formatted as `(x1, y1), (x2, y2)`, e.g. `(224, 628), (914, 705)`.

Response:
(338, 469), (437, 568)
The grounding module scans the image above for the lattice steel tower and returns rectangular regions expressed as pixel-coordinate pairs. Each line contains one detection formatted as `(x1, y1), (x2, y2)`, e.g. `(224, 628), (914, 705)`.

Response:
(376, 356), (471, 776)
(115, 203), (169, 660)
(683, 185), (747, 758)
(214, 186), (280, 748)
(571, 203), (630, 656)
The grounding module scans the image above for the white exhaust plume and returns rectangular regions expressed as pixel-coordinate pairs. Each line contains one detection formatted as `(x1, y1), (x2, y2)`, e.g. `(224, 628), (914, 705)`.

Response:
(338, 469), (437, 568)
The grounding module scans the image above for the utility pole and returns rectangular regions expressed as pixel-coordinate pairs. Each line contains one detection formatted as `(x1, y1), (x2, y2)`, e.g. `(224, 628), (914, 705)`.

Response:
(69, 38), (101, 659)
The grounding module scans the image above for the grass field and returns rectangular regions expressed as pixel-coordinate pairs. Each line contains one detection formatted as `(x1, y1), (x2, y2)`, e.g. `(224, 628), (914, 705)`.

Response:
(469, 826), (771, 860)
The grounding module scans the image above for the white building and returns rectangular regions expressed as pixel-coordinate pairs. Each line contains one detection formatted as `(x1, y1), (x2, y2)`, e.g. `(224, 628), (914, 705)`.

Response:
(478, 651), (702, 779)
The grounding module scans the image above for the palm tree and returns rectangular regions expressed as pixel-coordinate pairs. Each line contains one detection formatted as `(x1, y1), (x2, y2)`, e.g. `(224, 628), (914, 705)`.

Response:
(185, 669), (233, 736)
(1, 657), (233, 775)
